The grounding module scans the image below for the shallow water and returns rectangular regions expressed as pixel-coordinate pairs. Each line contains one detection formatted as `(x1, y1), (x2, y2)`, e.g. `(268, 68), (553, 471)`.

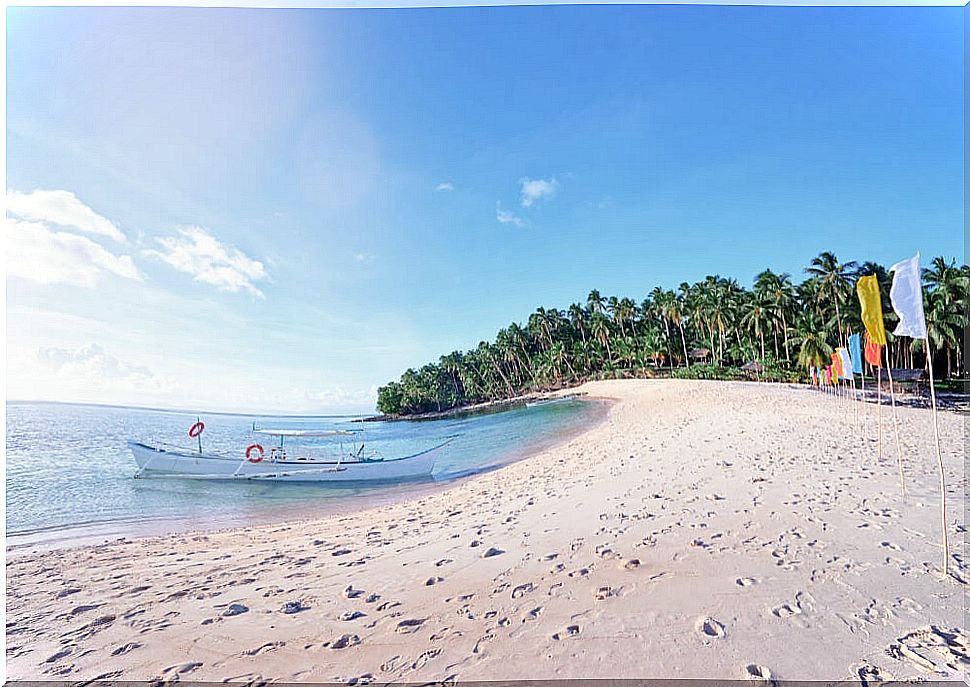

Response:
(6, 398), (599, 548)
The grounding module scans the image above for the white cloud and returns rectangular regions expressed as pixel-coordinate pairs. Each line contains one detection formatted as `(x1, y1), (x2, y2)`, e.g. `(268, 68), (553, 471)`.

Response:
(6, 189), (126, 242)
(6, 217), (142, 288)
(38, 343), (155, 385)
(496, 202), (525, 228)
(354, 252), (375, 263)
(519, 177), (559, 208)
(145, 226), (269, 298)
(435, 182), (455, 192)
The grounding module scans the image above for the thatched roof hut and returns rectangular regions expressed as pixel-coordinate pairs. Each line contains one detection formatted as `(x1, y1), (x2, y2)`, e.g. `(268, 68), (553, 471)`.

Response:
(688, 347), (710, 362)
(741, 360), (764, 373)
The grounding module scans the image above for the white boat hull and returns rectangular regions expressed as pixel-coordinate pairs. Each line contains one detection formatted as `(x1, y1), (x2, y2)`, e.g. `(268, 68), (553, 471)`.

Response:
(128, 440), (447, 483)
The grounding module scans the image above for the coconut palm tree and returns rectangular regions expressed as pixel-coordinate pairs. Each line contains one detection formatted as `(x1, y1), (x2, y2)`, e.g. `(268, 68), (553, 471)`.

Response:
(805, 252), (857, 345)
(794, 313), (833, 370)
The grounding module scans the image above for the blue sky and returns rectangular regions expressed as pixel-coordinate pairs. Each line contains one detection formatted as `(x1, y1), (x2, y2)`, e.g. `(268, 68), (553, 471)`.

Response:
(5, 4), (963, 412)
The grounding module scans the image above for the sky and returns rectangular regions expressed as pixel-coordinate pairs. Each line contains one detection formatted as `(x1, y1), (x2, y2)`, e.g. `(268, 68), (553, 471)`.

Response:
(5, 4), (964, 413)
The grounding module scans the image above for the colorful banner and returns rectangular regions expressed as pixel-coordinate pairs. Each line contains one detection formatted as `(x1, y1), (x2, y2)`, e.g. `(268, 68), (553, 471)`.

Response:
(856, 274), (887, 346)
(838, 347), (853, 380)
(848, 333), (863, 375)
(864, 333), (882, 368)
(889, 252), (928, 340)
(825, 366), (833, 385)
(831, 352), (843, 380)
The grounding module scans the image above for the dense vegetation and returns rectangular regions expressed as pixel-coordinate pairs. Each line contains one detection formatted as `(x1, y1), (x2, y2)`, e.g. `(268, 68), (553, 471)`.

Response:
(377, 253), (968, 415)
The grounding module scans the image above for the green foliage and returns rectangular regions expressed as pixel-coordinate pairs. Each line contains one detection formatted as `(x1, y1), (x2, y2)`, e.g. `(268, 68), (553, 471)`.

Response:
(670, 365), (746, 381)
(375, 252), (969, 416)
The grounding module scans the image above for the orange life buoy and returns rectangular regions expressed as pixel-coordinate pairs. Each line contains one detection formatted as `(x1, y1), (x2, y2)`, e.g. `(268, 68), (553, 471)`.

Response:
(188, 421), (205, 438)
(246, 443), (264, 463)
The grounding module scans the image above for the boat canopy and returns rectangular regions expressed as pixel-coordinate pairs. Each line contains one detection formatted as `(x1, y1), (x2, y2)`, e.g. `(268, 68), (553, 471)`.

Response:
(255, 429), (360, 437)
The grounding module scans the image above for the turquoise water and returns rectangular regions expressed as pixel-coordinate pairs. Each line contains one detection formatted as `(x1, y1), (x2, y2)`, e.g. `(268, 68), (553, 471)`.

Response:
(6, 398), (599, 547)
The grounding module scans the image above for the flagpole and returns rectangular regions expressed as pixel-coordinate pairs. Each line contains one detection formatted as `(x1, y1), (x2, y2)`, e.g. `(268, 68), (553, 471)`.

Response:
(924, 337), (949, 576)
(884, 344), (905, 495)
(876, 365), (883, 461)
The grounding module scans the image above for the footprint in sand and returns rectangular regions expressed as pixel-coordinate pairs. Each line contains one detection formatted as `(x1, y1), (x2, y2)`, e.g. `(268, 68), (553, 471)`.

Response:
(889, 626), (968, 675)
(242, 641), (283, 656)
(396, 618), (426, 634)
(326, 634), (361, 650)
(621, 558), (641, 570)
(425, 576), (444, 586)
(511, 583), (535, 599)
(552, 624), (581, 640)
(380, 656), (403, 673)
(45, 647), (73, 663)
(411, 647), (442, 670)
(339, 610), (366, 621)
(523, 606), (544, 622)
(222, 604), (248, 617)
(111, 642), (142, 656)
(744, 663), (773, 682)
(594, 586), (616, 601)
(736, 577), (758, 587)
(772, 603), (801, 618)
(696, 617), (726, 638)
(156, 661), (203, 683)
(857, 663), (894, 686)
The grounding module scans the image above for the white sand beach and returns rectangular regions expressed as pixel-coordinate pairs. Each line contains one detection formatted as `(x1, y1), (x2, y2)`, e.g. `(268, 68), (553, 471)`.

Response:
(5, 380), (966, 683)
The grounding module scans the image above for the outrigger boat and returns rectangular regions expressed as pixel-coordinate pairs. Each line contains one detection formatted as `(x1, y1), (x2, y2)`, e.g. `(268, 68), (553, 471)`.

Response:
(128, 422), (454, 483)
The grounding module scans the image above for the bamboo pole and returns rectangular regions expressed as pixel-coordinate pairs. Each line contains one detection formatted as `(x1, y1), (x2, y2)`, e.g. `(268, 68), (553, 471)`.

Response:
(877, 365), (883, 460)
(884, 345), (905, 495)
(924, 338), (949, 576)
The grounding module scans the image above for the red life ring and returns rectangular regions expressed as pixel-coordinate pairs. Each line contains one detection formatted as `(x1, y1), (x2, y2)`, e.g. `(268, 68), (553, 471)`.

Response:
(188, 421), (205, 438)
(246, 443), (264, 463)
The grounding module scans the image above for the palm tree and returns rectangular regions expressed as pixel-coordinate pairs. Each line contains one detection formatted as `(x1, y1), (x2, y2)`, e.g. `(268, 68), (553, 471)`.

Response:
(755, 269), (796, 362)
(587, 289), (605, 316)
(794, 312), (833, 370)
(741, 292), (772, 362)
(568, 303), (589, 345)
(590, 312), (613, 364)
(922, 257), (968, 376)
(805, 251), (857, 345)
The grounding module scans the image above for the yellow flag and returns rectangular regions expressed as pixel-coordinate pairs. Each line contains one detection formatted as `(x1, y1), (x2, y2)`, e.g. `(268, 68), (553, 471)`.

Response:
(856, 275), (887, 345)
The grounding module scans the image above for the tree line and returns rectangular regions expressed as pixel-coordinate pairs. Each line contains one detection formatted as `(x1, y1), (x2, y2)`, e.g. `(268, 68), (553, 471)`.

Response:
(376, 252), (968, 416)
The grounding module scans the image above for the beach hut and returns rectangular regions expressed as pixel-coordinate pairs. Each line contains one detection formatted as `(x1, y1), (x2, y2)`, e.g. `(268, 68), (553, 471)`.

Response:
(688, 348), (711, 364)
(741, 360), (764, 381)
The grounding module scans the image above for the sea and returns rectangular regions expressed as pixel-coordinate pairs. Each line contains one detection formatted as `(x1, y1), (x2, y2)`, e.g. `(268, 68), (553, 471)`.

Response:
(5, 397), (601, 551)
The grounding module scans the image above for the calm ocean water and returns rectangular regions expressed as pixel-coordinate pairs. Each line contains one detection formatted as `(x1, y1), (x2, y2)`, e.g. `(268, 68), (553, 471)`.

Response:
(6, 398), (600, 548)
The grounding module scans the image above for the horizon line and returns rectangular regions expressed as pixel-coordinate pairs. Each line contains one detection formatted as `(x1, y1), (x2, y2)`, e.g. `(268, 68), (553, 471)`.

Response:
(7, 1), (965, 9)
(5, 398), (380, 419)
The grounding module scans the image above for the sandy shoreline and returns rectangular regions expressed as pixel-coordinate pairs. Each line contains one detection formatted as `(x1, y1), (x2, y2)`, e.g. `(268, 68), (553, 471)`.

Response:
(6, 396), (608, 557)
(5, 380), (966, 682)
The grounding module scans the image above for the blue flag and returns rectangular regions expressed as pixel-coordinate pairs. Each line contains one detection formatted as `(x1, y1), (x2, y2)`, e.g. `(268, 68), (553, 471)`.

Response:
(849, 333), (863, 375)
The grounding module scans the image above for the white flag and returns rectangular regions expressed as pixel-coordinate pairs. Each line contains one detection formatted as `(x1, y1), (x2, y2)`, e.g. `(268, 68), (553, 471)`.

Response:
(889, 252), (927, 339)
(838, 347), (854, 379)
